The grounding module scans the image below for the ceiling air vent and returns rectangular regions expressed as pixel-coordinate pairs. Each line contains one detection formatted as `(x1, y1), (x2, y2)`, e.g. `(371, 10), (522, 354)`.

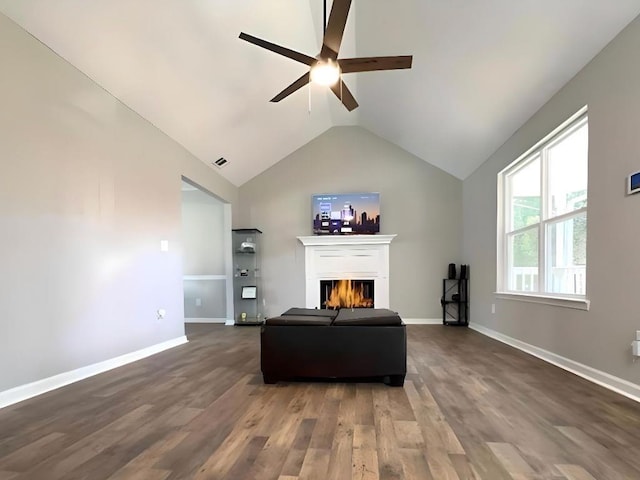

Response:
(213, 157), (228, 168)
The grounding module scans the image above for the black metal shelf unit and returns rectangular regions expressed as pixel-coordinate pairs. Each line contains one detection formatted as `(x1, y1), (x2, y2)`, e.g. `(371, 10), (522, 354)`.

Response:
(441, 278), (469, 326)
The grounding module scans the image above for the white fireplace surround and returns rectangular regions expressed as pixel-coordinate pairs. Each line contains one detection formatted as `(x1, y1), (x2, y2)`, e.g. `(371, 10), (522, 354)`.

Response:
(297, 235), (396, 309)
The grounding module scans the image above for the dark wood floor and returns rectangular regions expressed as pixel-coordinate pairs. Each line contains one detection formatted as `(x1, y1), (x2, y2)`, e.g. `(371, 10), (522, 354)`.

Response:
(1, 325), (639, 480)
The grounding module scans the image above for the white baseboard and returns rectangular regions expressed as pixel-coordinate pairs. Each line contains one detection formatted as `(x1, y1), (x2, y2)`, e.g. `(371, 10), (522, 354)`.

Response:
(225, 319), (235, 326)
(403, 318), (442, 325)
(185, 318), (227, 324)
(469, 323), (640, 404)
(0, 336), (188, 410)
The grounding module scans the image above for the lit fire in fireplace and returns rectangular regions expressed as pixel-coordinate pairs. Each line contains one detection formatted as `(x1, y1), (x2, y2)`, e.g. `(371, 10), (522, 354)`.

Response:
(324, 280), (373, 309)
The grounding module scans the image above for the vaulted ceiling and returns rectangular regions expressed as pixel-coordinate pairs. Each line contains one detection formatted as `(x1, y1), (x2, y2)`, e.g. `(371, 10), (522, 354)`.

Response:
(1, 1), (639, 186)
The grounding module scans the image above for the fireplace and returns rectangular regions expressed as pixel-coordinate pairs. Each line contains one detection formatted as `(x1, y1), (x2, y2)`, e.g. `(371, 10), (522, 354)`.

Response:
(320, 279), (375, 309)
(297, 235), (396, 309)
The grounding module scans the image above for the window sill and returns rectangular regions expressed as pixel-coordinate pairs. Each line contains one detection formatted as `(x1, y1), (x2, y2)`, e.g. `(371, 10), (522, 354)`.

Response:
(494, 292), (590, 311)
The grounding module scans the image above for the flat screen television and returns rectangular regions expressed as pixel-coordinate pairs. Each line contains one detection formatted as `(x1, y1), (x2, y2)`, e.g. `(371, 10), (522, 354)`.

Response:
(312, 192), (380, 235)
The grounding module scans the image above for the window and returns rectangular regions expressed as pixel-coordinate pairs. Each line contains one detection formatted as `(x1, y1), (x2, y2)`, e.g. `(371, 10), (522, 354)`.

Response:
(498, 109), (588, 303)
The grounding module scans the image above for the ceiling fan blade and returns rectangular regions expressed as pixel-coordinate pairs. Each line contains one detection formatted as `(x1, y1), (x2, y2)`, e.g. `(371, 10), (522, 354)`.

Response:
(270, 72), (311, 102)
(320, 0), (352, 60)
(239, 32), (316, 66)
(329, 79), (358, 111)
(339, 56), (413, 74)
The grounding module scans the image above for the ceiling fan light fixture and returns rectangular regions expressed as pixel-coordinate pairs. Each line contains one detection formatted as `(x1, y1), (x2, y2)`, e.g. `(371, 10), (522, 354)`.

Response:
(310, 59), (341, 86)
(239, 0), (412, 111)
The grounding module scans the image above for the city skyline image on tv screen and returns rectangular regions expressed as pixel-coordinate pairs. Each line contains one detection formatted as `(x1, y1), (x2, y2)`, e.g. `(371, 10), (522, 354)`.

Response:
(312, 193), (380, 235)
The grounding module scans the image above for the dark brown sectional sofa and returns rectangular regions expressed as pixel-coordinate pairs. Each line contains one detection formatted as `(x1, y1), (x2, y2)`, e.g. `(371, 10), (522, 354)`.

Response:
(260, 307), (406, 386)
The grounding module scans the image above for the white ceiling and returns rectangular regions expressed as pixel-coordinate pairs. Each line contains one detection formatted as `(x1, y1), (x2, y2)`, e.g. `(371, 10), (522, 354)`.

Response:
(1, 1), (639, 186)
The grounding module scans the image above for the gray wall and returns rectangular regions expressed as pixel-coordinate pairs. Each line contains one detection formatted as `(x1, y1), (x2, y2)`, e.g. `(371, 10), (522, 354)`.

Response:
(181, 189), (226, 276)
(0, 14), (237, 392)
(237, 126), (462, 319)
(463, 15), (640, 385)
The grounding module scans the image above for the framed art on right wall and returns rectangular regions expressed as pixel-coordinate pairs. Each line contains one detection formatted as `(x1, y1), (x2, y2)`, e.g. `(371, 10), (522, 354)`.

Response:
(628, 171), (640, 195)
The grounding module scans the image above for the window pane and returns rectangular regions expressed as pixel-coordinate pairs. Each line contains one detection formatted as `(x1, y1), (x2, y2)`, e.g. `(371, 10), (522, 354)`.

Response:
(547, 122), (588, 218)
(508, 155), (540, 231)
(507, 228), (538, 292)
(546, 212), (587, 295)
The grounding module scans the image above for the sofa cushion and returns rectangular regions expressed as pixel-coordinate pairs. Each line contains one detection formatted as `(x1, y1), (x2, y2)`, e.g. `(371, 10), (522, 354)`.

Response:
(265, 315), (333, 326)
(333, 308), (403, 326)
(281, 307), (338, 319)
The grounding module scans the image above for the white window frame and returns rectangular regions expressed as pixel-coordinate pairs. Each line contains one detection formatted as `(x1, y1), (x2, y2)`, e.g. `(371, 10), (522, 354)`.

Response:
(497, 107), (589, 310)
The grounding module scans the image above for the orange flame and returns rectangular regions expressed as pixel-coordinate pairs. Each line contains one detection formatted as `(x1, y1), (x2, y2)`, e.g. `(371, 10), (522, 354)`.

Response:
(324, 280), (373, 309)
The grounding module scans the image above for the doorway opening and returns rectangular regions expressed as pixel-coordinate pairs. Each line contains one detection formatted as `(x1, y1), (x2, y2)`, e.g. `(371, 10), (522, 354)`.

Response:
(181, 178), (233, 325)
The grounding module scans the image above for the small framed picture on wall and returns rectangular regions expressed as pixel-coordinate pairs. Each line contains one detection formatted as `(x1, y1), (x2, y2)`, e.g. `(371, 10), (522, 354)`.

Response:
(628, 171), (640, 195)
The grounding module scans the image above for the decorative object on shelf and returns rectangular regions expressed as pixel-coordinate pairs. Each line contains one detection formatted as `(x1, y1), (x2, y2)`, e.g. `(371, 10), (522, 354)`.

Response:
(460, 264), (468, 279)
(239, 241), (256, 253)
(232, 229), (263, 325)
(448, 263), (456, 279)
(241, 286), (257, 299)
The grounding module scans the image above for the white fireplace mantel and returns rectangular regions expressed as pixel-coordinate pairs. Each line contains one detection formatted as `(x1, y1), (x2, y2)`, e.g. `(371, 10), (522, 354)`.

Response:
(297, 235), (396, 309)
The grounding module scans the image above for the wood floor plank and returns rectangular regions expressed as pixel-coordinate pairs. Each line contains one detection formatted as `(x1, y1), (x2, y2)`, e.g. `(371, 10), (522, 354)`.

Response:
(298, 448), (331, 480)
(486, 442), (536, 480)
(424, 451), (462, 480)
(221, 435), (270, 480)
(555, 464), (598, 480)
(326, 384), (356, 480)
(554, 426), (640, 479)
(308, 396), (340, 450)
(246, 385), (315, 480)
(399, 448), (434, 480)
(1, 324), (639, 480)
(0, 432), (65, 472)
(352, 447), (379, 480)
(107, 467), (171, 480)
(403, 379), (464, 459)
(105, 431), (189, 480)
(449, 453), (482, 480)
(387, 387), (415, 422)
(393, 421), (424, 449)
(355, 384), (375, 426)
(20, 404), (155, 480)
(190, 386), (280, 479)
(353, 425), (377, 450)
(280, 418), (317, 477)
(372, 388), (405, 480)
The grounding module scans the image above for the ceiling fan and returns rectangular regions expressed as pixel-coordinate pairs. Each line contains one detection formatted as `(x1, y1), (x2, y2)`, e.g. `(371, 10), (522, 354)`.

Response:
(239, 0), (413, 111)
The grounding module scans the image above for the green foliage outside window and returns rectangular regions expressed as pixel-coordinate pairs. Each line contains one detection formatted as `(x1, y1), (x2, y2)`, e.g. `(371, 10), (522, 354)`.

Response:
(512, 196), (540, 267)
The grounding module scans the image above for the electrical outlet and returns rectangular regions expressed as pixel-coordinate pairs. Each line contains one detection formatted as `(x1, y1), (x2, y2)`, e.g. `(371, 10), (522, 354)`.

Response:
(195, 298), (202, 307)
